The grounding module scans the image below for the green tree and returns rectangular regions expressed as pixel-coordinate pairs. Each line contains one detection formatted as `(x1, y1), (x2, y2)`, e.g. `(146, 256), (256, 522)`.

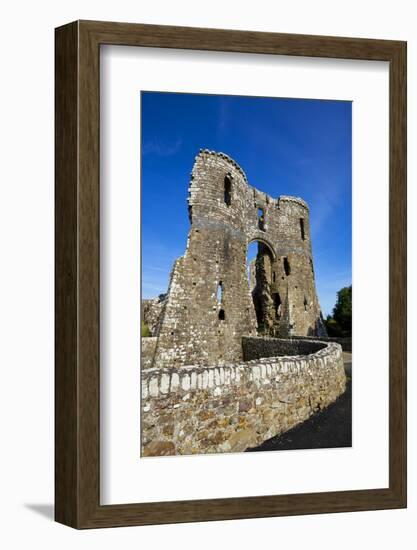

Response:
(325, 315), (343, 337)
(324, 285), (352, 337)
(333, 285), (352, 335)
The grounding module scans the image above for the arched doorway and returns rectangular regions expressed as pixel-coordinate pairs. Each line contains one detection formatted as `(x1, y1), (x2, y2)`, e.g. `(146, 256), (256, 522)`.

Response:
(246, 239), (276, 335)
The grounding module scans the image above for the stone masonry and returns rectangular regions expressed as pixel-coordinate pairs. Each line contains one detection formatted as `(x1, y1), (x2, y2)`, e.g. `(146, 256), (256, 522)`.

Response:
(141, 150), (345, 457)
(141, 338), (346, 456)
(149, 149), (326, 369)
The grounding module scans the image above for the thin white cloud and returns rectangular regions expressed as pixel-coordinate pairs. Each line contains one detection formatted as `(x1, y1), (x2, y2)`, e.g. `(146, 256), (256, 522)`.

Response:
(142, 137), (183, 157)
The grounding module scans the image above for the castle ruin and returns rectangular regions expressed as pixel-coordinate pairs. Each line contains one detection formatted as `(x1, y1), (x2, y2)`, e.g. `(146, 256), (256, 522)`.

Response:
(141, 151), (345, 457)
(148, 149), (326, 370)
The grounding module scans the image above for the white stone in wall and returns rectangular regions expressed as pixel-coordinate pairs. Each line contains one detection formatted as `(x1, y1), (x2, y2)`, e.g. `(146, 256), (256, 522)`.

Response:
(225, 369), (231, 385)
(149, 377), (159, 397)
(214, 368), (221, 386)
(171, 372), (180, 391)
(160, 374), (170, 394)
(208, 369), (214, 388)
(182, 374), (191, 391)
(202, 370), (209, 389)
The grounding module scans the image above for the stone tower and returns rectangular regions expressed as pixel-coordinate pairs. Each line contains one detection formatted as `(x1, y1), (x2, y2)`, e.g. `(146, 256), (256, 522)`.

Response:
(150, 150), (326, 369)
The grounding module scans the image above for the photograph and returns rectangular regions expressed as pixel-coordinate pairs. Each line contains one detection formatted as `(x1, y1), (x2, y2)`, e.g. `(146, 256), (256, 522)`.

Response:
(0, 0), (409, 540)
(140, 91), (352, 457)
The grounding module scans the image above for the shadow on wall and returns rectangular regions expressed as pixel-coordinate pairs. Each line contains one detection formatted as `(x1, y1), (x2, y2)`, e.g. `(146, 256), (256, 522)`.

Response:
(242, 336), (327, 361)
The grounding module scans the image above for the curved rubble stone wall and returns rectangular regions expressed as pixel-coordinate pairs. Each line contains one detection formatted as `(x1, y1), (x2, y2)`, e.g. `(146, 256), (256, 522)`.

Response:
(242, 336), (327, 361)
(141, 339), (346, 456)
(295, 335), (352, 352)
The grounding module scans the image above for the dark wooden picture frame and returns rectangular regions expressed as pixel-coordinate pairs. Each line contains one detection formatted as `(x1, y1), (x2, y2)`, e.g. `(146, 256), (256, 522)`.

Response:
(55, 20), (407, 528)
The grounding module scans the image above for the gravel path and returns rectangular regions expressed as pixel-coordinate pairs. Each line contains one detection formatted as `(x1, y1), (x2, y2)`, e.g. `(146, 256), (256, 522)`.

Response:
(247, 353), (352, 452)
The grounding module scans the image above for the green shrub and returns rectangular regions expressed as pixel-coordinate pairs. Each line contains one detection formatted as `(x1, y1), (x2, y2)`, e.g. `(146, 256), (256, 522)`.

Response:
(141, 321), (151, 337)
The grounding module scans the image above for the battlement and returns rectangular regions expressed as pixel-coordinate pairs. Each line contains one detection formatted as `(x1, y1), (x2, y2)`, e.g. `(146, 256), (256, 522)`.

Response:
(278, 195), (309, 211)
(197, 148), (249, 184)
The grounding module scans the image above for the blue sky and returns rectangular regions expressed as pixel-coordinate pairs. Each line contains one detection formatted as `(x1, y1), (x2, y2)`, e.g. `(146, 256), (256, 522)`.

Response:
(141, 92), (351, 316)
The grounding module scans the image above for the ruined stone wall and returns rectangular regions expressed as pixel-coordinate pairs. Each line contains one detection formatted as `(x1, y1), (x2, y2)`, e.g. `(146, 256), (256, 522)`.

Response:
(242, 336), (328, 361)
(151, 149), (326, 369)
(272, 197), (326, 337)
(142, 295), (166, 335)
(295, 335), (352, 352)
(141, 337), (158, 369)
(141, 340), (346, 456)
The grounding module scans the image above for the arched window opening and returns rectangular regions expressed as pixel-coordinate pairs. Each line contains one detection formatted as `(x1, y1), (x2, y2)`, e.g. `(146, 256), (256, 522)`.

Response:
(246, 240), (275, 334)
(284, 257), (291, 276)
(224, 174), (232, 206)
(257, 207), (265, 231)
(300, 218), (305, 240)
(273, 292), (282, 319)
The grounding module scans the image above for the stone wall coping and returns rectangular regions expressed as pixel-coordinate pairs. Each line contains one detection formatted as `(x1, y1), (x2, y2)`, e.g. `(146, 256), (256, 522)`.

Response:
(278, 195), (309, 210)
(141, 339), (343, 399)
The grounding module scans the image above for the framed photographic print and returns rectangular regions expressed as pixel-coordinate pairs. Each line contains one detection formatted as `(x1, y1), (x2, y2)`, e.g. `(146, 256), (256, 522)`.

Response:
(55, 20), (406, 528)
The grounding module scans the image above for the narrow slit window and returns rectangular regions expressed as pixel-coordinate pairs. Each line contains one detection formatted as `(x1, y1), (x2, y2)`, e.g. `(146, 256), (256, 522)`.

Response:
(224, 174), (232, 206)
(284, 257), (291, 276)
(300, 218), (305, 240)
(216, 281), (223, 303)
(304, 296), (308, 311)
(217, 281), (225, 320)
(272, 271), (276, 283)
(257, 207), (265, 231)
